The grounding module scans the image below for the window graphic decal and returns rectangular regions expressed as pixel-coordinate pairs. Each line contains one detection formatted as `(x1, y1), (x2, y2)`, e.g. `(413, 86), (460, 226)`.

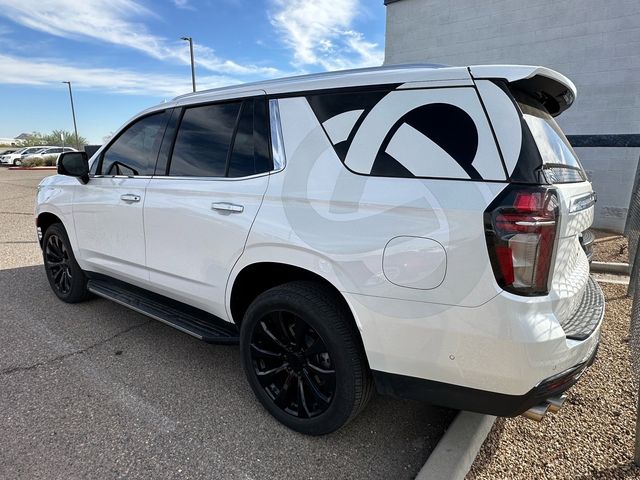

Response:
(307, 88), (485, 180)
(306, 90), (391, 163)
(377, 103), (480, 179)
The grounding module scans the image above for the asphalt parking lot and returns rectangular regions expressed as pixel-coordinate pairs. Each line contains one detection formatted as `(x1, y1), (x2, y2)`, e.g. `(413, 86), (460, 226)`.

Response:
(0, 167), (455, 479)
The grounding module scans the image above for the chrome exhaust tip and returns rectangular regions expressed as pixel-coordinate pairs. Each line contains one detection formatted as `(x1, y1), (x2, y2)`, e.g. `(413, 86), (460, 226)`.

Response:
(546, 394), (567, 414)
(522, 403), (549, 422)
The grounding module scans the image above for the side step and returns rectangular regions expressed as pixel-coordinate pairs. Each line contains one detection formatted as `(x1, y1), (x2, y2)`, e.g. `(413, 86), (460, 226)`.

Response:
(87, 278), (239, 344)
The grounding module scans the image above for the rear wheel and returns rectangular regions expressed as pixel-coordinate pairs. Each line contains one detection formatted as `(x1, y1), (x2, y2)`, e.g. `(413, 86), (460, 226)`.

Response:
(43, 223), (89, 303)
(240, 281), (373, 435)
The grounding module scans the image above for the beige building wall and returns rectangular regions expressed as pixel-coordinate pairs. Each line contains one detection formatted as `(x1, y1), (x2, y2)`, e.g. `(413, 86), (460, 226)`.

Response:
(384, 0), (640, 232)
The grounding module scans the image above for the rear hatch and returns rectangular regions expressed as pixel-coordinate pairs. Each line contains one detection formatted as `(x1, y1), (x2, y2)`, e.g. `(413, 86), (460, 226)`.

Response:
(476, 66), (600, 338)
(513, 91), (597, 333)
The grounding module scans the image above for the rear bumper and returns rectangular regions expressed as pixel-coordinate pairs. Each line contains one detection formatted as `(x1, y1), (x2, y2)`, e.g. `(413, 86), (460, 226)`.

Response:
(559, 276), (604, 340)
(347, 273), (605, 408)
(372, 344), (597, 416)
(580, 229), (595, 263)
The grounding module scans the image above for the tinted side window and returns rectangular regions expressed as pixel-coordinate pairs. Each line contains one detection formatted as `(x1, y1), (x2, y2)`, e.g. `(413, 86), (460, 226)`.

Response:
(169, 102), (241, 177)
(227, 99), (271, 177)
(101, 111), (168, 176)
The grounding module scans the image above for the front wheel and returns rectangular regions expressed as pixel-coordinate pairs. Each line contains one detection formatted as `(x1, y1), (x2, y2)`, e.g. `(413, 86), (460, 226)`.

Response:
(14, 158), (22, 166)
(42, 223), (89, 303)
(240, 281), (373, 435)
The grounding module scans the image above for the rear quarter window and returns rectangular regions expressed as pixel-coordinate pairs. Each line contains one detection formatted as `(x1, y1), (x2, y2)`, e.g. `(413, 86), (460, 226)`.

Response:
(306, 87), (506, 181)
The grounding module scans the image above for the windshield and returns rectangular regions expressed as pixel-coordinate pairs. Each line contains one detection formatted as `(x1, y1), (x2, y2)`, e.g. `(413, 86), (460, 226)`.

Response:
(514, 91), (586, 183)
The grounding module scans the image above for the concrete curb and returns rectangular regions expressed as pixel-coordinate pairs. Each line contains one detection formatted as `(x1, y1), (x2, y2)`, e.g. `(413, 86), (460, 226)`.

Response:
(416, 411), (496, 480)
(8, 166), (57, 171)
(591, 261), (629, 275)
(592, 272), (630, 285)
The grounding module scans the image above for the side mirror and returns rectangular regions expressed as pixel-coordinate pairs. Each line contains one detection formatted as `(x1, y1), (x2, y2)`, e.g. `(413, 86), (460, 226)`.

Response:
(58, 151), (89, 184)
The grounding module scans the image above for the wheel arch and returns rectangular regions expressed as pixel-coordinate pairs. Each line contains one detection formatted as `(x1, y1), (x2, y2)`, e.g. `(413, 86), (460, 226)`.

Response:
(228, 260), (367, 362)
(229, 261), (347, 324)
(227, 252), (364, 347)
(36, 211), (63, 247)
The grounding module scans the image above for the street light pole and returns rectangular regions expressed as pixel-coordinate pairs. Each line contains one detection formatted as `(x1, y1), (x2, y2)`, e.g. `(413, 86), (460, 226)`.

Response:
(62, 81), (80, 149)
(181, 36), (196, 92)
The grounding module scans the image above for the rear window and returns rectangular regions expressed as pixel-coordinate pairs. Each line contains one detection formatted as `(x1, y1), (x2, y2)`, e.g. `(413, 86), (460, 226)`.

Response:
(514, 91), (586, 183)
(170, 102), (241, 177)
(167, 98), (271, 178)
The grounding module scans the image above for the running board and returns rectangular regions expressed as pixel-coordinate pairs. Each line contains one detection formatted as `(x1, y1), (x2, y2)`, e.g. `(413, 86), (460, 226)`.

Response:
(87, 277), (239, 344)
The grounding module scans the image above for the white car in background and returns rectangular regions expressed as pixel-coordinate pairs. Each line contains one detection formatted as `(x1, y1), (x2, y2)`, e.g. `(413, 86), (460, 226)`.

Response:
(24, 147), (77, 164)
(36, 64), (603, 435)
(1, 146), (56, 166)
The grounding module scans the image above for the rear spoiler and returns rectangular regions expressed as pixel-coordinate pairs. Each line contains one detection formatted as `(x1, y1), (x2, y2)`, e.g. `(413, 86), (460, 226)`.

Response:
(469, 65), (576, 116)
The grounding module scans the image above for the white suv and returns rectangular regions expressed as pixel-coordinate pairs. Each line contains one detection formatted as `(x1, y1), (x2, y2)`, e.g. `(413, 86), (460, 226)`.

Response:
(36, 64), (603, 435)
(2, 146), (57, 165)
(25, 146), (77, 163)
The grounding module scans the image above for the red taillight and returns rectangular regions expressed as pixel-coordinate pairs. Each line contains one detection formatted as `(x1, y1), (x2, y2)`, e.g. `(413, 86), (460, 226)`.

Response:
(485, 186), (559, 295)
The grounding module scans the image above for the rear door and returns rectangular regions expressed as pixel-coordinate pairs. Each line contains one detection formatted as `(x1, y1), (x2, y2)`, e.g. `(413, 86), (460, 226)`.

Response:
(143, 93), (271, 318)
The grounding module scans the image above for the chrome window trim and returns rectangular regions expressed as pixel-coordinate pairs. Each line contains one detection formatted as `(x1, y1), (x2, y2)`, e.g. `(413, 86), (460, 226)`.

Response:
(269, 99), (286, 172)
(91, 175), (153, 179)
(148, 171), (271, 181)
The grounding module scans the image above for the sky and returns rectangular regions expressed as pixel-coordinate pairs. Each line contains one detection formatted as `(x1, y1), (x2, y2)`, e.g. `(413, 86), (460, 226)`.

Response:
(0, 0), (386, 144)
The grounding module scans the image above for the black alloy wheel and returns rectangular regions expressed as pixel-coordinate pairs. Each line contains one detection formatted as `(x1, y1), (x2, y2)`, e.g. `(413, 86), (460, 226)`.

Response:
(42, 223), (89, 303)
(250, 310), (336, 419)
(240, 281), (373, 435)
(45, 233), (73, 295)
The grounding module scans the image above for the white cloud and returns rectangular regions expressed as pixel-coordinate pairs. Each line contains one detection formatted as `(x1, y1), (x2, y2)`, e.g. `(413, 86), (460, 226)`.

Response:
(0, 53), (238, 97)
(0, 0), (280, 77)
(173, 0), (193, 10)
(269, 0), (383, 71)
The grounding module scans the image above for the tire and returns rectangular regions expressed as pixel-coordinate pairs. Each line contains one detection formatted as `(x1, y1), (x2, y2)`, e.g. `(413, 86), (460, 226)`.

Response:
(42, 223), (89, 303)
(14, 158), (21, 166)
(240, 280), (373, 435)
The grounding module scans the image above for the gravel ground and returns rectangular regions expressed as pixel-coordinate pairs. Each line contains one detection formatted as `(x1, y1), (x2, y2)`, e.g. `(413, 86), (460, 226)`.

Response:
(0, 168), (455, 479)
(592, 229), (629, 264)
(467, 283), (640, 480)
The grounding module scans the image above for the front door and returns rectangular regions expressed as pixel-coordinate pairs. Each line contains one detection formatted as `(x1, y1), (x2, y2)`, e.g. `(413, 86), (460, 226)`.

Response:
(72, 110), (170, 284)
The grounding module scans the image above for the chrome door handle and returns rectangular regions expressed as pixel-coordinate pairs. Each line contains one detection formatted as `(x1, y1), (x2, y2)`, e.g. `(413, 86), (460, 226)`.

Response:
(120, 194), (141, 203)
(212, 202), (244, 213)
